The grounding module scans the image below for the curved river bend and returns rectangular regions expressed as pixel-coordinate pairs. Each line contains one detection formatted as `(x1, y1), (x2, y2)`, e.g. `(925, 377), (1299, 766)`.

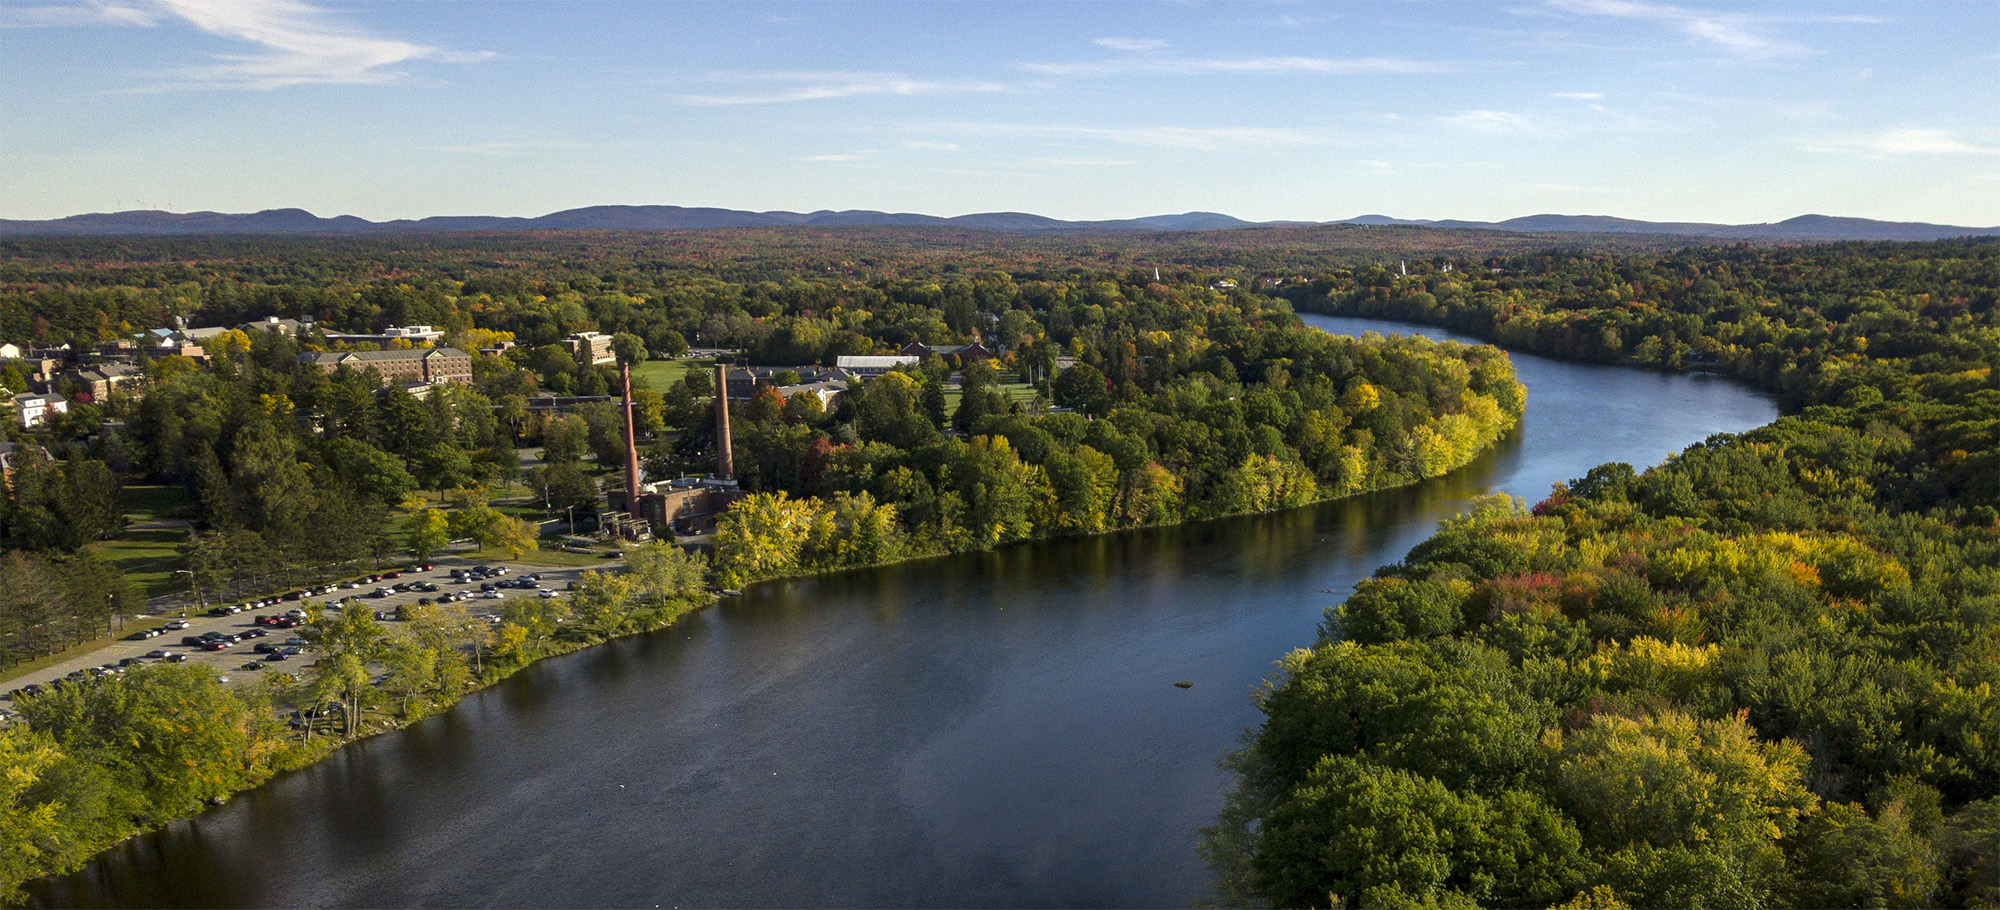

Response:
(33, 316), (1778, 909)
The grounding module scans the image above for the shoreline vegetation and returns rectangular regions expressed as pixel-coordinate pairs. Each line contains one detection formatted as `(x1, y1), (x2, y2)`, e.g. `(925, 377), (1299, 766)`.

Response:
(1, 324), (1526, 905)
(1207, 239), (2000, 908)
(0, 228), (1534, 904)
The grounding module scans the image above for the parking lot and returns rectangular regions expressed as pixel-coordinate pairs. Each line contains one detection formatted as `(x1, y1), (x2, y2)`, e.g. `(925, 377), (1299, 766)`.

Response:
(2, 554), (617, 714)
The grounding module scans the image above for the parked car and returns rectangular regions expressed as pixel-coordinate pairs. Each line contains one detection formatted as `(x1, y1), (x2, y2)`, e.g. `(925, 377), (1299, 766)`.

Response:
(264, 652), (289, 662)
(144, 649), (169, 659)
(199, 640), (230, 651)
(239, 662), (266, 671)
(164, 654), (188, 663)
(166, 620), (190, 630)
(182, 635), (206, 647)
(539, 589), (560, 599)
(484, 591), (505, 599)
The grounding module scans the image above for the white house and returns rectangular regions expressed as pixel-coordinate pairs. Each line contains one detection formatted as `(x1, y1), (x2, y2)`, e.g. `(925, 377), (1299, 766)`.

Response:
(14, 392), (67, 427)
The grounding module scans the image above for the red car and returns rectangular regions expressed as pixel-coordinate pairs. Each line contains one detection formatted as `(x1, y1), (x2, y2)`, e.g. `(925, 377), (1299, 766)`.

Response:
(200, 640), (231, 651)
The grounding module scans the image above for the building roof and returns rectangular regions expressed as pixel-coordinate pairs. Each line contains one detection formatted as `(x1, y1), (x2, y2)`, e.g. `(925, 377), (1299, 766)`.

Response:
(13, 392), (65, 406)
(835, 355), (921, 369)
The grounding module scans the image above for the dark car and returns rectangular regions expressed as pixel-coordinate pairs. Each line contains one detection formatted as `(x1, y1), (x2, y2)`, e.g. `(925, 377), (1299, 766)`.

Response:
(264, 651), (289, 662)
(164, 654), (188, 663)
(182, 635), (206, 647)
(200, 640), (231, 651)
(242, 628), (269, 639)
(144, 649), (169, 659)
(239, 661), (267, 671)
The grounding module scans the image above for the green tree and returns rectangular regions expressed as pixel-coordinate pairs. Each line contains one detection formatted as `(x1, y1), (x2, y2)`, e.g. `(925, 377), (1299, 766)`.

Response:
(405, 508), (451, 563)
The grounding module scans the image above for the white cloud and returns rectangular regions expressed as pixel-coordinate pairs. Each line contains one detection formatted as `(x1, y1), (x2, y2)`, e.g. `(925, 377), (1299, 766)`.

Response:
(31, 0), (492, 89)
(1092, 37), (1167, 52)
(799, 153), (871, 162)
(1546, 0), (1810, 58)
(1021, 55), (1457, 78)
(1438, 109), (1536, 132)
(0, 2), (161, 27)
(679, 71), (1009, 106)
(1551, 91), (1604, 99)
(1799, 129), (2000, 157)
(903, 141), (962, 152)
(942, 122), (1332, 151)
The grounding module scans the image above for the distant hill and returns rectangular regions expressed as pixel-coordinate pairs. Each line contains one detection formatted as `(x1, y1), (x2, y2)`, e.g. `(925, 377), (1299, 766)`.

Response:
(0, 205), (1992, 242)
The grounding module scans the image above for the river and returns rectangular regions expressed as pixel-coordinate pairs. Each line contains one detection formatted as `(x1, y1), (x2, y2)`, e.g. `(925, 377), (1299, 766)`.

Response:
(31, 316), (1779, 908)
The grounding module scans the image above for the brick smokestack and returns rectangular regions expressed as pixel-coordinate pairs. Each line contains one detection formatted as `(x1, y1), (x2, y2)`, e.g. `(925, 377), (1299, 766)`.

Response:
(714, 362), (734, 481)
(622, 362), (641, 520)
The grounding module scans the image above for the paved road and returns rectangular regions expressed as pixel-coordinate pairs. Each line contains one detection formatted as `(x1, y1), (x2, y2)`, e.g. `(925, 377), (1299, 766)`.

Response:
(1, 552), (620, 715)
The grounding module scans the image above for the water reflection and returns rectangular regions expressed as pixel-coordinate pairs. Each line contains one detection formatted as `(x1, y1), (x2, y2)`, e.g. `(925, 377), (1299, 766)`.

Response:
(32, 317), (1777, 909)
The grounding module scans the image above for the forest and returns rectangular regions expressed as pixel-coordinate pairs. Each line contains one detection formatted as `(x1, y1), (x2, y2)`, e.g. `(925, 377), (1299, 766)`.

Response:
(2, 228), (1995, 907)
(1211, 238), (2000, 907)
(0, 227), (1525, 901)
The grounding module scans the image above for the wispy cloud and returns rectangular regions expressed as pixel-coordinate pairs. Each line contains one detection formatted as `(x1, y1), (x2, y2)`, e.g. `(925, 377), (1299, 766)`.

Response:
(1021, 55), (1458, 78)
(1438, 110), (1536, 132)
(1799, 129), (2000, 158)
(799, 152), (871, 162)
(1551, 91), (1604, 99)
(0, 1), (161, 27)
(1546, 0), (1810, 58)
(24, 0), (491, 89)
(678, 71), (1009, 106)
(1092, 37), (1167, 53)
(903, 141), (962, 152)
(939, 121), (1332, 151)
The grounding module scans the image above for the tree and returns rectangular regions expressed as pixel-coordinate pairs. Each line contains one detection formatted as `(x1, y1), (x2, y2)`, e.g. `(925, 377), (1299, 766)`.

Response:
(481, 514), (539, 560)
(1053, 362), (1109, 414)
(406, 508), (451, 563)
(712, 491), (823, 588)
(540, 413), (587, 464)
(611, 332), (648, 368)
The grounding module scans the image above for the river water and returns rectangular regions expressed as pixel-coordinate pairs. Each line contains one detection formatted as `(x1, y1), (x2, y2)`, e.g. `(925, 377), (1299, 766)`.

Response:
(32, 316), (1779, 909)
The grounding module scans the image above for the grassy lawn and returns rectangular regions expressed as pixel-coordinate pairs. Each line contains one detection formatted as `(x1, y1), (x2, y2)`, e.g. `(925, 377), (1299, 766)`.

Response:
(631, 357), (713, 392)
(122, 484), (192, 523)
(459, 543), (618, 569)
(95, 528), (186, 599)
(943, 382), (1041, 413)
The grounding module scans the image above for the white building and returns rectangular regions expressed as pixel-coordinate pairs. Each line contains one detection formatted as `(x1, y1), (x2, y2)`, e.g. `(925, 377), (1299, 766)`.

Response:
(14, 392), (67, 427)
(834, 355), (921, 377)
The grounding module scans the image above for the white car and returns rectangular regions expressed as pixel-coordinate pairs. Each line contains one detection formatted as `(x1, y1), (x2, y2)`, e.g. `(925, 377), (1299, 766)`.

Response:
(539, 589), (560, 599)
(483, 591), (505, 599)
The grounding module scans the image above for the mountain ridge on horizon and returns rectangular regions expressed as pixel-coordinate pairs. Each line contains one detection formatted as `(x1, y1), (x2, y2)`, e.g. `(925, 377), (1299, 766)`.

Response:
(3, 205), (1996, 244)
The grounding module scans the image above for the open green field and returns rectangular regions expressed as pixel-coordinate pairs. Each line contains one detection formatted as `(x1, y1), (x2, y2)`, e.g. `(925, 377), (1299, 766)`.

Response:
(121, 484), (192, 523)
(943, 382), (1041, 413)
(93, 529), (184, 599)
(631, 357), (714, 392)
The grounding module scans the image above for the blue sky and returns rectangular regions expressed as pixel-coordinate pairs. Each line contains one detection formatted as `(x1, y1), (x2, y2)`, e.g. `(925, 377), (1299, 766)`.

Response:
(3, 0), (1997, 224)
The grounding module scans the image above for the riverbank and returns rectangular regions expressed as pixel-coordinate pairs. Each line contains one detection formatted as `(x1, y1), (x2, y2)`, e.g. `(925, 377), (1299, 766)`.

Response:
(20, 315), (1783, 909)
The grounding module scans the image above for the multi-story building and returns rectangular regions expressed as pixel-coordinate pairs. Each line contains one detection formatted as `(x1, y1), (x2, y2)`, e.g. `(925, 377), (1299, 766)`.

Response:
(565, 332), (618, 367)
(298, 348), (473, 386)
(13, 392), (67, 427)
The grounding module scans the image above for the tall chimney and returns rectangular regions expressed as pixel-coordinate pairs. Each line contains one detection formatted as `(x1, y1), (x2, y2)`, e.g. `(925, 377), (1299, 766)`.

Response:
(714, 362), (734, 481)
(622, 363), (641, 520)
